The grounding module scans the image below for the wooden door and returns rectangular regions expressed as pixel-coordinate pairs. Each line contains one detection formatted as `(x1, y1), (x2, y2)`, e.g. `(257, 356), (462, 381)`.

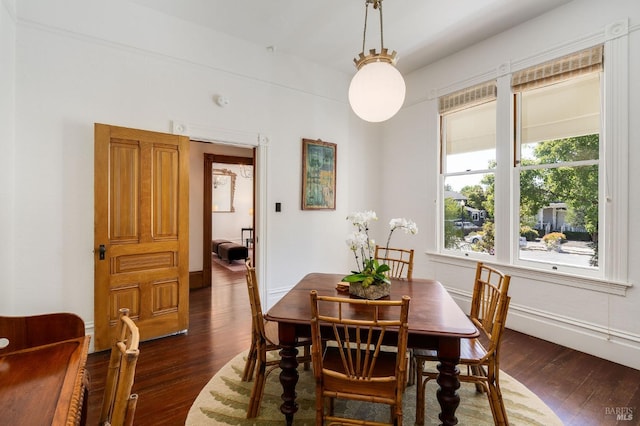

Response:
(94, 124), (190, 351)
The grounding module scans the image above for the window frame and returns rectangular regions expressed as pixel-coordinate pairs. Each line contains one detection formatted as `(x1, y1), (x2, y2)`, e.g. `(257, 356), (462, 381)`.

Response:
(434, 23), (631, 294)
(512, 77), (603, 278)
(440, 99), (497, 259)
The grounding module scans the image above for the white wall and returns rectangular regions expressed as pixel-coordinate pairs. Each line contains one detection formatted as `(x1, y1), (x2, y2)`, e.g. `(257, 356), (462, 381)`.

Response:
(0, 0), (16, 313)
(211, 162), (254, 244)
(9, 0), (362, 329)
(385, 0), (640, 369)
(6, 0), (640, 369)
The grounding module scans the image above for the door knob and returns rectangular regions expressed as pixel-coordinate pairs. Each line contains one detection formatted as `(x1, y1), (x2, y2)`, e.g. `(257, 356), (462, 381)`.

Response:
(99, 244), (106, 260)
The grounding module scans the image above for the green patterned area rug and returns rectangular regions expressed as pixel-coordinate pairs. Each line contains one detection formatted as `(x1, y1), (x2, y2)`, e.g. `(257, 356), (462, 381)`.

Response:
(186, 350), (563, 425)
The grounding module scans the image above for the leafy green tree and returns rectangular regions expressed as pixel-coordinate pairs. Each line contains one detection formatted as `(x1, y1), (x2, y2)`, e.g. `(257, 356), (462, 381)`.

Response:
(460, 185), (487, 212)
(443, 197), (463, 248)
(520, 135), (599, 238)
(480, 160), (496, 217)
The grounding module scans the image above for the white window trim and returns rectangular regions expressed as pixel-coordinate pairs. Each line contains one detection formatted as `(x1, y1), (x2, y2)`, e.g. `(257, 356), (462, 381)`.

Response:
(435, 19), (632, 294)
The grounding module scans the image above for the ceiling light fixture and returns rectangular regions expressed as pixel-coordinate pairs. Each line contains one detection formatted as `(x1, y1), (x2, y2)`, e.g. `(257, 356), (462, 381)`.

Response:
(348, 0), (405, 123)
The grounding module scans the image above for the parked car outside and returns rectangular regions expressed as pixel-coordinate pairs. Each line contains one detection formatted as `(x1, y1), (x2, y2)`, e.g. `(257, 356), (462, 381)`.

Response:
(464, 233), (483, 244)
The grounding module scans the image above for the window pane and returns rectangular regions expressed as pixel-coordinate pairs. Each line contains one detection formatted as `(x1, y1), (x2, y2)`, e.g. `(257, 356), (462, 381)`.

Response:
(521, 73), (600, 159)
(443, 174), (494, 255)
(518, 163), (598, 269)
(444, 101), (496, 173)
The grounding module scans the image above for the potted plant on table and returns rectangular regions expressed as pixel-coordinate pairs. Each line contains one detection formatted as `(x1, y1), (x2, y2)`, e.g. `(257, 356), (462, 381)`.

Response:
(342, 211), (418, 299)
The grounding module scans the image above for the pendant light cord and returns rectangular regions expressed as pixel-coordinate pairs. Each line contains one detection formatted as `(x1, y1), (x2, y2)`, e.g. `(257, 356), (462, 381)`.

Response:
(361, 0), (385, 53)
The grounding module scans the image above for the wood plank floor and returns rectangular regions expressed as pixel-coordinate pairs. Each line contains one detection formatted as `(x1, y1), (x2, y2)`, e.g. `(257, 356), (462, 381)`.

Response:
(85, 263), (640, 425)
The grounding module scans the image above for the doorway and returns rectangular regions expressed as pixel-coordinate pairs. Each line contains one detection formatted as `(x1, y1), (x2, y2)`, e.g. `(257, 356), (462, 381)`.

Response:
(203, 152), (255, 287)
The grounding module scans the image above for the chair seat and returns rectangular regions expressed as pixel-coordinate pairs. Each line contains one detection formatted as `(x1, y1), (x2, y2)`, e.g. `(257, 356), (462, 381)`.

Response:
(264, 320), (312, 350)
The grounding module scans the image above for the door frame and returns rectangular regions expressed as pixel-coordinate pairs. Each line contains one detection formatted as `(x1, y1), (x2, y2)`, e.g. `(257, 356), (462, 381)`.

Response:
(203, 153), (255, 287)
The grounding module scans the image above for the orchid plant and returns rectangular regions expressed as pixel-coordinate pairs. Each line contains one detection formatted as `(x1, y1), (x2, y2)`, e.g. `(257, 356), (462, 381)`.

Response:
(343, 211), (418, 288)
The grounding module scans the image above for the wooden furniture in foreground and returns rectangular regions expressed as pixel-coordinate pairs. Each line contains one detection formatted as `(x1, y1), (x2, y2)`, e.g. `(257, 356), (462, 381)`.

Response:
(414, 262), (512, 425)
(0, 312), (85, 355)
(242, 261), (311, 418)
(83, 266), (640, 425)
(374, 245), (417, 385)
(374, 245), (414, 280)
(0, 335), (90, 425)
(264, 272), (478, 426)
(100, 308), (140, 426)
(309, 290), (411, 425)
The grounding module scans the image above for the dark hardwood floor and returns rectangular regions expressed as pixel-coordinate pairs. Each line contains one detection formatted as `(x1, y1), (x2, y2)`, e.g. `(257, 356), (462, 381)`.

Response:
(85, 263), (640, 425)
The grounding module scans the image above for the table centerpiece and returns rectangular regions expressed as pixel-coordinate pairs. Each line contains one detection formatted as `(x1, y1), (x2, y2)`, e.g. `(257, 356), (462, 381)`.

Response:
(342, 210), (417, 299)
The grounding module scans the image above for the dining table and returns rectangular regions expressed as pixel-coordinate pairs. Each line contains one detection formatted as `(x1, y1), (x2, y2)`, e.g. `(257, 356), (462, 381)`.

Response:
(264, 272), (479, 426)
(0, 335), (90, 425)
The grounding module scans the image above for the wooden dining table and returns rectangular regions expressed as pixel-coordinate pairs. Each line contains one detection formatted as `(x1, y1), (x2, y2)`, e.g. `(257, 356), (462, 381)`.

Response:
(264, 272), (479, 426)
(0, 335), (90, 425)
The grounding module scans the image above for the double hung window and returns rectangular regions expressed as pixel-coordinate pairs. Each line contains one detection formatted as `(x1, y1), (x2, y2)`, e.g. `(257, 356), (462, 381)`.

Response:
(440, 45), (610, 279)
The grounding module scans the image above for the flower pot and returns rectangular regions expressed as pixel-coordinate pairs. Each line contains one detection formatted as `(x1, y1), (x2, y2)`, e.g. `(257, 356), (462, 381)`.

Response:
(349, 281), (391, 300)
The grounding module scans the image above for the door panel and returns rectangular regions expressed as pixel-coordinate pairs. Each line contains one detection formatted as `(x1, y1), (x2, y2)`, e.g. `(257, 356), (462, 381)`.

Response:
(94, 124), (189, 351)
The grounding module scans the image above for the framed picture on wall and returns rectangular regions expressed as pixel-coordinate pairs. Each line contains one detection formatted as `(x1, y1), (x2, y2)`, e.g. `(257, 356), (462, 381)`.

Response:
(301, 138), (336, 210)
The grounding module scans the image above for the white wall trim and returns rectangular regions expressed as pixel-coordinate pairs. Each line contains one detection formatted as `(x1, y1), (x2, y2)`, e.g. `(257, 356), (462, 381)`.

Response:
(429, 253), (632, 295)
(171, 119), (272, 312)
(172, 120), (261, 148)
(417, 19), (640, 109)
(17, 17), (345, 104)
(446, 287), (640, 370)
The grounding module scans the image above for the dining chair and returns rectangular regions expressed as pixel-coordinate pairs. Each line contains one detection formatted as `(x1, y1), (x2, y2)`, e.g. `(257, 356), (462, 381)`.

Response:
(374, 245), (414, 280)
(99, 308), (140, 426)
(241, 261), (311, 418)
(309, 290), (411, 426)
(413, 262), (512, 425)
(0, 312), (85, 355)
(374, 244), (416, 385)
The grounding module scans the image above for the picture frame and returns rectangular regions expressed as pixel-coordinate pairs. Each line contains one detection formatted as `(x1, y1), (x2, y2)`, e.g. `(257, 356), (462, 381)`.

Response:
(301, 138), (336, 210)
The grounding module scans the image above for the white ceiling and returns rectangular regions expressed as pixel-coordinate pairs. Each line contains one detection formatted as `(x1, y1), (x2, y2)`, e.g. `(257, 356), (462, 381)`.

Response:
(128, 0), (572, 75)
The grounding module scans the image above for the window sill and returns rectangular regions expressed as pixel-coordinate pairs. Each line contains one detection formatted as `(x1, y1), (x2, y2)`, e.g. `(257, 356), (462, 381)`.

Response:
(427, 252), (632, 296)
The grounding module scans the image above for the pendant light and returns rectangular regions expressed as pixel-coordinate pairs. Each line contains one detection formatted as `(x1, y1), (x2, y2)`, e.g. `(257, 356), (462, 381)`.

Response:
(348, 0), (406, 123)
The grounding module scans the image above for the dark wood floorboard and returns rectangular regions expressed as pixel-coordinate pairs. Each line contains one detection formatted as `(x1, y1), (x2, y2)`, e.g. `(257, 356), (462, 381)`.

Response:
(86, 263), (640, 425)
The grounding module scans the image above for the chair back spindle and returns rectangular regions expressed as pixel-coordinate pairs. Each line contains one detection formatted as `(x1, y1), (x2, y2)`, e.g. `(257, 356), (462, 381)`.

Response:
(374, 245), (414, 280)
(99, 308), (140, 426)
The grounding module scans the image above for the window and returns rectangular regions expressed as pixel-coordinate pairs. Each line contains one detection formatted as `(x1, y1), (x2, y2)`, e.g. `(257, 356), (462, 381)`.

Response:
(438, 44), (621, 281)
(513, 46), (602, 276)
(516, 73), (600, 272)
(440, 82), (496, 256)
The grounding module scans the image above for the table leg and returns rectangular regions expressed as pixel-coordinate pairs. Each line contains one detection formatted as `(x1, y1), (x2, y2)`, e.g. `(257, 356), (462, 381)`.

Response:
(278, 328), (299, 426)
(436, 338), (461, 426)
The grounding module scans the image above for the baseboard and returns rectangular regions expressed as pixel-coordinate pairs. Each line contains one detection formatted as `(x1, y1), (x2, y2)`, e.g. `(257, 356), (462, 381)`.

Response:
(447, 288), (640, 370)
(189, 270), (206, 289)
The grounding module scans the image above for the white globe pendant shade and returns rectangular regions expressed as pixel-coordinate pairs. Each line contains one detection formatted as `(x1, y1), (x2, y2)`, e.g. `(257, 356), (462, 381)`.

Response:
(348, 61), (406, 123)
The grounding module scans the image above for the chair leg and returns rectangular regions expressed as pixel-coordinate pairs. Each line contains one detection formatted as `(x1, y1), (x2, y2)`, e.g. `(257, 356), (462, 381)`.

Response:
(414, 356), (429, 426)
(487, 380), (508, 425)
(246, 352), (266, 418)
(407, 349), (416, 386)
(242, 339), (258, 382)
(470, 365), (487, 393)
(315, 394), (325, 426)
(303, 344), (311, 371)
